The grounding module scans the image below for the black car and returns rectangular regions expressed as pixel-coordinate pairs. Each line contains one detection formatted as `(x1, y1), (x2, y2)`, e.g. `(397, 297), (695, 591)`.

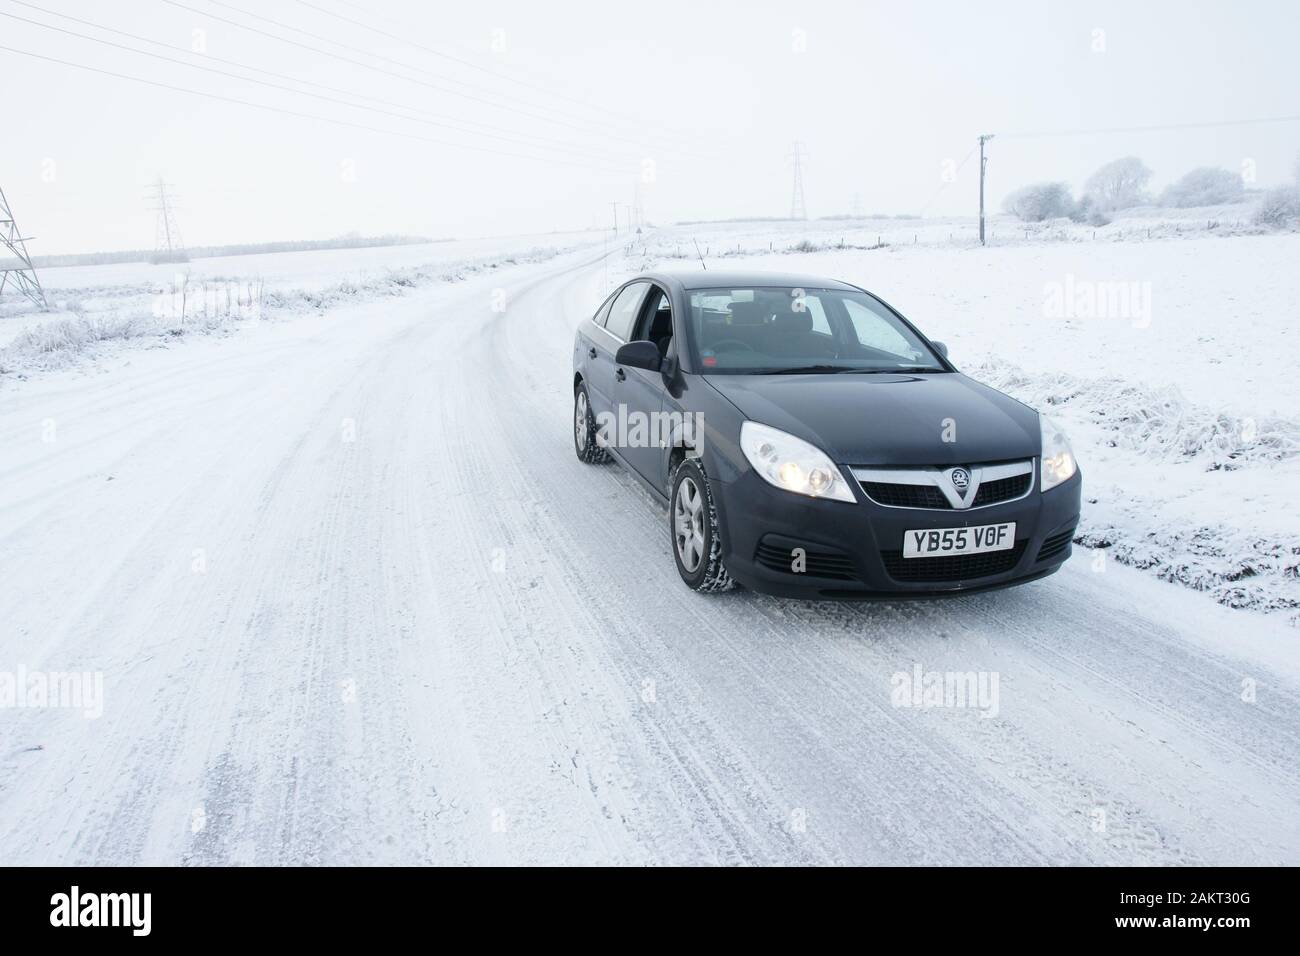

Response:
(572, 270), (1081, 598)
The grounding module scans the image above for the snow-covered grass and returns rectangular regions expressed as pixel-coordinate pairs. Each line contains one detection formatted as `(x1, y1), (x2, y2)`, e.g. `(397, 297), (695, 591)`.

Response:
(617, 213), (1300, 622)
(0, 240), (593, 375)
(645, 199), (1273, 263)
(29, 229), (603, 293)
(967, 359), (1300, 615)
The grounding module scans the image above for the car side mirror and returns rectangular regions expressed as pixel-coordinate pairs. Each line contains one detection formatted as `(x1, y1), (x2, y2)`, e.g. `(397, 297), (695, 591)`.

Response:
(615, 340), (661, 372)
(931, 340), (949, 359)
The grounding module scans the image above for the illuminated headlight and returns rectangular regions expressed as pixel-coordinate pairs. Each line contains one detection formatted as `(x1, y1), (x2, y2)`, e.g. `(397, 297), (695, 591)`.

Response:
(740, 421), (856, 503)
(1039, 415), (1077, 492)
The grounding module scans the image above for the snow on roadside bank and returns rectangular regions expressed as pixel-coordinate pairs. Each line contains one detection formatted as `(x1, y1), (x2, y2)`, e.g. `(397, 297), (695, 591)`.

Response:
(968, 359), (1299, 619)
(0, 242), (594, 377)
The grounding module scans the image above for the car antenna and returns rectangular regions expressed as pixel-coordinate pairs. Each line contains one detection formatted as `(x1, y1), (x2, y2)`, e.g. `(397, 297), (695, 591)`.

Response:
(692, 238), (707, 270)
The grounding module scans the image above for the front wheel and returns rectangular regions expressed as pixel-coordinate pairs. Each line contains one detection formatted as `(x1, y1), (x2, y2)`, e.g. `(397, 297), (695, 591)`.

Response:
(669, 458), (734, 592)
(573, 384), (610, 464)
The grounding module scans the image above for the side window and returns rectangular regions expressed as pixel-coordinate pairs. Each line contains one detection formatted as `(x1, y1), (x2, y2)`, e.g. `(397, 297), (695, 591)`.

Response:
(592, 291), (616, 328)
(806, 297), (831, 335)
(632, 286), (673, 342)
(604, 282), (649, 341)
(843, 298), (917, 359)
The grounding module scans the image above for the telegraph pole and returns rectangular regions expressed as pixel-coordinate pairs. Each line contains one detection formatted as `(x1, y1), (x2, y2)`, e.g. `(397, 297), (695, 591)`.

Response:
(978, 133), (994, 245)
(0, 185), (48, 310)
(610, 200), (619, 235)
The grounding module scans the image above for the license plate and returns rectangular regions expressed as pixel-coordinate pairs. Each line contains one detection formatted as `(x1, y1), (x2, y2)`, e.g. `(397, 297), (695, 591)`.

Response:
(903, 522), (1016, 558)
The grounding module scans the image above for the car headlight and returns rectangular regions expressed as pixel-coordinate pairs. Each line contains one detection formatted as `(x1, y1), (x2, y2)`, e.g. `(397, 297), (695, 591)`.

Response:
(1039, 415), (1077, 492)
(739, 421), (856, 503)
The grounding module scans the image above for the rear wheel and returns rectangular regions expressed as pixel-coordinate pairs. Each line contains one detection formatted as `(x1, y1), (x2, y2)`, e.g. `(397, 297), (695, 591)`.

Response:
(670, 458), (733, 592)
(573, 384), (610, 464)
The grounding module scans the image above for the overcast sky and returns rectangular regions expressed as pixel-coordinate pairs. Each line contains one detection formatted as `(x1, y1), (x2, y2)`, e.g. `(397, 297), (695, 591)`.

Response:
(4, 0), (1298, 253)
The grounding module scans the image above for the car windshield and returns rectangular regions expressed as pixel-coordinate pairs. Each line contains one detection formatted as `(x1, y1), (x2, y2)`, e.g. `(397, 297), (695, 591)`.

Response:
(686, 286), (946, 374)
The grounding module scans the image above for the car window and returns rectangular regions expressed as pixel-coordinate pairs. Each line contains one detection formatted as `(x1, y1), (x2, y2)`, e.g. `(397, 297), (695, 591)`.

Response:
(592, 291), (616, 327)
(628, 286), (676, 357)
(632, 286), (671, 339)
(604, 282), (649, 341)
(843, 298), (919, 360)
(686, 286), (942, 373)
(806, 296), (831, 334)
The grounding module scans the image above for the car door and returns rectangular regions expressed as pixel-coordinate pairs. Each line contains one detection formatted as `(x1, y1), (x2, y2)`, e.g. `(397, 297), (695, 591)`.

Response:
(587, 280), (650, 426)
(612, 284), (673, 486)
(576, 287), (616, 399)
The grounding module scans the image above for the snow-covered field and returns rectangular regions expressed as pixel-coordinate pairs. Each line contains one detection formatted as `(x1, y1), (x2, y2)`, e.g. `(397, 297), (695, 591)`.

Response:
(1, 218), (1298, 865)
(0, 230), (607, 356)
(31, 229), (605, 295)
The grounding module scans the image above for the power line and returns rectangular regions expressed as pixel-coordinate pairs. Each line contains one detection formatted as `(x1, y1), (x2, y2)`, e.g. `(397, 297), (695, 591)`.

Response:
(1002, 114), (1300, 139)
(289, 0), (699, 142)
(1, 6), (645, 166)
(0, 44), (636, 175)
(918, 143), (978, 216)
(6, 0), (645, 165)
(205, 0), (602, 122)
(162, 0), (690, 159)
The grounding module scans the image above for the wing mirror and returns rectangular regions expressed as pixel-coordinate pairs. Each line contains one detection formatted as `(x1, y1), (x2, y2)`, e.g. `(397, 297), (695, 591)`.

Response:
(931, 340), (949, 360)
(615, 340), (661, 372)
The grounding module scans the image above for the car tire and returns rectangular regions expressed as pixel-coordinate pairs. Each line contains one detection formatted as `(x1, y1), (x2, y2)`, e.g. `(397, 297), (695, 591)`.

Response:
(669, 457), (734, 593)
(573, 383), (611, 464)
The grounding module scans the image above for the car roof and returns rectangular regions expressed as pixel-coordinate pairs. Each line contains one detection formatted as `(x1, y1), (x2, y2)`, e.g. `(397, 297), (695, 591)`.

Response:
(634, 269), (863, 293)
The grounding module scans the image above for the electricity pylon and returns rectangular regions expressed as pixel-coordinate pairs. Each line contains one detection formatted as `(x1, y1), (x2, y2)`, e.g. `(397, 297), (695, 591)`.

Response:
(0, 186), (48, 309)
(788, 141), (808, 220)
(147, 177), (188, 263)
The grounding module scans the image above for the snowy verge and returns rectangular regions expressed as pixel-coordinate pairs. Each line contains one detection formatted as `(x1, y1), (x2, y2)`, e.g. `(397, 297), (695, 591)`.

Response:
(0, 244), (578, 378)
(967, 359), (1300, 621)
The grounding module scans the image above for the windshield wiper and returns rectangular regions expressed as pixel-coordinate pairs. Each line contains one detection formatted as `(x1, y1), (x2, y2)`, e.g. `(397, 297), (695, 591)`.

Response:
(759, 365), (946, 375)
(761, 365), (870, 374)
(860, 366), (946, 374)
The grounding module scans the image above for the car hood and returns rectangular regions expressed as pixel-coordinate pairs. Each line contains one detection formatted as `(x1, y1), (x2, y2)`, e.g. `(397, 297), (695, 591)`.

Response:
(703, 372), (1040, 466)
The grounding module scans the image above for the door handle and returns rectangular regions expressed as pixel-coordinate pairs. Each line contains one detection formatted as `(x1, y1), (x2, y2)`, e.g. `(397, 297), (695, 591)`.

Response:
(615, 368), (626, 382)
(588, 347), (597, 359)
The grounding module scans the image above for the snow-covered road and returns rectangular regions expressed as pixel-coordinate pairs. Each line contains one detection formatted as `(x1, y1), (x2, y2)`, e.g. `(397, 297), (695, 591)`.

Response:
(2, 248), (1298, 865)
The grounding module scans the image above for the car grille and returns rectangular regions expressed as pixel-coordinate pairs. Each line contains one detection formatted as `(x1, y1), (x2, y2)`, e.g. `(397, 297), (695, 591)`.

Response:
(861, 481), (953, 509)
(1035, 526), (1076, 563)
(754, 537), (861, 582)
(854, 460), (1034, 511)
(880, 541), (1028, 582)
(970, 473), (1032, 507)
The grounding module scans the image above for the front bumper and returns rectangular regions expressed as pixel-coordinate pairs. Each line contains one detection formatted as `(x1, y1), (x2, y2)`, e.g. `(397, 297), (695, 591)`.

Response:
(710, 464), (1082, 599)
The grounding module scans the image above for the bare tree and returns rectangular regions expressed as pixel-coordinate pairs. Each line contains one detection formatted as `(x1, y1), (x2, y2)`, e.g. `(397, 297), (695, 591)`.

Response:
(1084, 156), (1153, 211)
(1002, 182), (1074, 221)
(1159, 167), (1245, 208)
